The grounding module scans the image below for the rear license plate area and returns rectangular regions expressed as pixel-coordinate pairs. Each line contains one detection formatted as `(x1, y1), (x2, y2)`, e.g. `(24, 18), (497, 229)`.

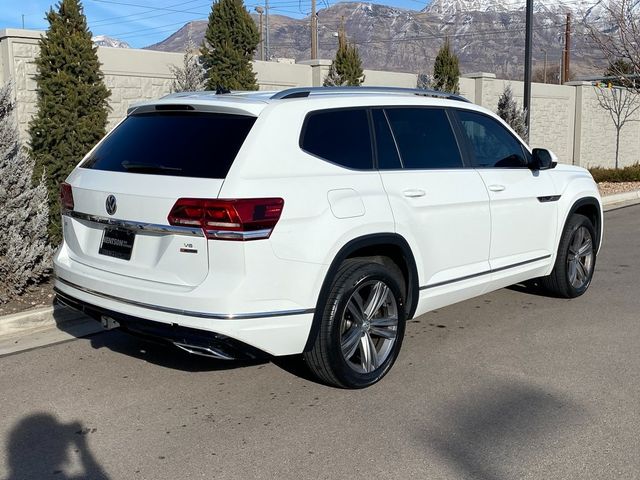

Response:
(99, 227), (135, 260)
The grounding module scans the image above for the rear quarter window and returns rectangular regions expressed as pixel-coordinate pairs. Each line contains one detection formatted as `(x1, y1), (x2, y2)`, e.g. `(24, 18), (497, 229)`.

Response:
(300, 108), (373, 170)
(81, 112), (256, 179)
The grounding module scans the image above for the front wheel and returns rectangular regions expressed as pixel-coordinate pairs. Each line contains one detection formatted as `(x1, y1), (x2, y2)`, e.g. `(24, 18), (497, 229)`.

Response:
(541, 214), (597, 298)
(304, 259), (406, 389)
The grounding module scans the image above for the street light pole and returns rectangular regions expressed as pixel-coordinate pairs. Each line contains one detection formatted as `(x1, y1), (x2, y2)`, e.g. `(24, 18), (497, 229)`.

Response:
(265, 0), (270, 61)
(523, 0), (533, 142)
(255, 7), (264, 61)
(541, 48), (548, 84)
(311, 0), (317, 59)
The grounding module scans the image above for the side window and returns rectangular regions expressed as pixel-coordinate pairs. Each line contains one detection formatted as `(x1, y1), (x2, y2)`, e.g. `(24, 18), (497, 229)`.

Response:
(372, 109), (402, 170)
(384, 108), (463, 169)
(457, 110), (529, 168)
(300, 108), (373, 170)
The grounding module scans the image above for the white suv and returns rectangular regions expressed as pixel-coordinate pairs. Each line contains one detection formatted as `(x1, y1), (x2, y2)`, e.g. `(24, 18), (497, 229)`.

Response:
(54, 87), (602, 388)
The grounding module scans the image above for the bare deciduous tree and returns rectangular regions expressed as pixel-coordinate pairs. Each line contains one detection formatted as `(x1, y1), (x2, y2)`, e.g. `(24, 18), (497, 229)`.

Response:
(589, 0), (640, 89)
(595, 84), (640, 169)
(170, 28), (205, 93)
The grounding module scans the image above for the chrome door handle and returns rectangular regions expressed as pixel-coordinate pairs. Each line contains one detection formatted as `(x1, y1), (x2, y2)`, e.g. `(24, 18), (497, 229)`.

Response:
(488, 184), (506, 192)
(403, 189), (426, 198)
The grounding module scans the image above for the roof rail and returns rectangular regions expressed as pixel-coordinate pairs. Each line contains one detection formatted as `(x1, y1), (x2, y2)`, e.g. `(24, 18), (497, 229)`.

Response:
(270, 86), (470, 103)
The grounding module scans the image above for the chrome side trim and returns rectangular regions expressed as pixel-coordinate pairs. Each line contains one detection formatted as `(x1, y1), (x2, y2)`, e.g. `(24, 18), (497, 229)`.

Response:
(63, 210), (204, 237)
(420, 255), (552, 290)
(55, 276), (315, 320)
(205, 229), (272, 240)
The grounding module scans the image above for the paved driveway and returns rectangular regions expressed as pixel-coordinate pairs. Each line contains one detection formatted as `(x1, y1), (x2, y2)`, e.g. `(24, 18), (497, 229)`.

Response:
(1, 205), (638, 479)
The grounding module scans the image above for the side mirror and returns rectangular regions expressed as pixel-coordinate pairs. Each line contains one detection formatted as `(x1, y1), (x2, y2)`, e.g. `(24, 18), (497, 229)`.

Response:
(531, 148), (557, 170)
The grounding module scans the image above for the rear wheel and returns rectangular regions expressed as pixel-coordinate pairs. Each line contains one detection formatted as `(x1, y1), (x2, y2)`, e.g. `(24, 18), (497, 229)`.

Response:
(541, 214), (596, 298)
(304, 259), (406, 389)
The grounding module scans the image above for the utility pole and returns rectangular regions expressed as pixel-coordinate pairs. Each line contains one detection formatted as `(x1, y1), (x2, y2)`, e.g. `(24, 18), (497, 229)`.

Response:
(21, 14), (25, 29)
(523, 0), (533, 142)
(311, 0), (318, 59)
(562, 12), (571, 83)
(265, 0), (270, 61)
(255, 7), (264, 61)
(541, 48), (548, 84)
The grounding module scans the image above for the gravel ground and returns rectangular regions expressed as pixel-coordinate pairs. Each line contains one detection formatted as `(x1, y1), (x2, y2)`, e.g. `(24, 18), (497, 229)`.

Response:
(598, 181), (640, 196)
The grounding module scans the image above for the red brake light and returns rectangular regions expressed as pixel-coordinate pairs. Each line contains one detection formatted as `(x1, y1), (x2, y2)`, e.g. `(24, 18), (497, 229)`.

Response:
(168, 198), (284, 241)
(60, 182), (74, 211)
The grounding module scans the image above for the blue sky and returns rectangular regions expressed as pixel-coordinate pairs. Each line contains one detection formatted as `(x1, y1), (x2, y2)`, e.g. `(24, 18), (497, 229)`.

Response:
(0, 0), (432, 48)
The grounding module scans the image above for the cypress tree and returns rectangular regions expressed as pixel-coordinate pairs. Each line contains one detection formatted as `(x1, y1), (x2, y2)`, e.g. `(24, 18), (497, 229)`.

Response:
(433, 38), (460, 94)
(324, 25), (365, 87)
(29, 0), (110, 244)
(497, 85), (527, 139)
(201, 0), (259, 91)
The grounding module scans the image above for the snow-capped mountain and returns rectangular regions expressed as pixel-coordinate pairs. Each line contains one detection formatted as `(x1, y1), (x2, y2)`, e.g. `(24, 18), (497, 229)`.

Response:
(92, 35), (130, 49)
(147, 1), (621, 79)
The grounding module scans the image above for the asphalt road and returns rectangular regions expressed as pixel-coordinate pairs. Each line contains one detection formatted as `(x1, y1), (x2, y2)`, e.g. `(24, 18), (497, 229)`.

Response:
(1, 205), (639, 480)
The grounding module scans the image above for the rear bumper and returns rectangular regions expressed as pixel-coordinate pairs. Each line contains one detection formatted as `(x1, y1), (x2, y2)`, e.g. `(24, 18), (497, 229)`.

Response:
(53, 274), (315, 356)
(55, 288), (267, 360)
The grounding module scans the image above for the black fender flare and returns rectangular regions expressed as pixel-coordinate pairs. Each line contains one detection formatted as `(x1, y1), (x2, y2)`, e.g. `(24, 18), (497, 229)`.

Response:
(564, 196), (602, 253)
(303, 233), (419, 352)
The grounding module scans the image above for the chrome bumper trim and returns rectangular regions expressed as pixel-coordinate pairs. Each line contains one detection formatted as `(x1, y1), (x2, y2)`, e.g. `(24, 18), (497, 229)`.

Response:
(55, 276), (315, 320)
(63, 210), (204, 237)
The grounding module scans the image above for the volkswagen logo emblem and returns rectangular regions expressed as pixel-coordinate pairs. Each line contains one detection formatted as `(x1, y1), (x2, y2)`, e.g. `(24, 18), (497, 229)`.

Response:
(105, 195), (117, 216)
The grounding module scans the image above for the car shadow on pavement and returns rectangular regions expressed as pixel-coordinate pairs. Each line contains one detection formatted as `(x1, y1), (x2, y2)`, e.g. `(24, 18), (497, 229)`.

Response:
(3, 413), (109, 479)
(507, 281), (559, 298)
(88, 329), (270, 373)
(422, 381), (584, 480)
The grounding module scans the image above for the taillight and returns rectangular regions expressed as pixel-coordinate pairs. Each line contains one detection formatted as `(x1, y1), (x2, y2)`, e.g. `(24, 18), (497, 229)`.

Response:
(168, 198), (284, 241)
(60, 182), (74, 211)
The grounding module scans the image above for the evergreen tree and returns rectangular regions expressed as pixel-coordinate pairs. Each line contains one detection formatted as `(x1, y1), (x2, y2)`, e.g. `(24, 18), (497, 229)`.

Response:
(497, 85), (527, 139)
(29, 0), (111, 244)
(0, 82), (53, 301)
(324, 24), (365, 87)
(170, 27), (206, 92)
(201, 0), (259, 91)
(433, 38), (460, 94)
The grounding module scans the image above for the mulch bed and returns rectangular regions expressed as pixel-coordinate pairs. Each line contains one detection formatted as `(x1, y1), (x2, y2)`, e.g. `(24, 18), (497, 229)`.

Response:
(2, 181), (640, 317)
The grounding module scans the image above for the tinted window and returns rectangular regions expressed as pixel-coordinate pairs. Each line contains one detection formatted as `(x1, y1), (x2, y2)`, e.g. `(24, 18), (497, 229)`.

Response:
(457, 110), (528, 168)
(81, 112), (256, 178)
(301, 109), (373, 169)
(384, 108), (463, 169)
(372, 109), (402, 169)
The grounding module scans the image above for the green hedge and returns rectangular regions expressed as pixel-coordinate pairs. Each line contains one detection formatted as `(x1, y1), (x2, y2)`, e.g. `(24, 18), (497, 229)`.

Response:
(589, 164), (640, 183)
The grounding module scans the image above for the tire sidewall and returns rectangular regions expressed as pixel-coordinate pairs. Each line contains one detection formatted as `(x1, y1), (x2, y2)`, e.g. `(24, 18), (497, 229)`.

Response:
(561, 215), (597, 297)
(324, 263), (406, 389)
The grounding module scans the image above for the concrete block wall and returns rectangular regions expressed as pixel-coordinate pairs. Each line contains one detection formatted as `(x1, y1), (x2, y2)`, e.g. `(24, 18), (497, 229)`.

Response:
(1, 28), (639, 168)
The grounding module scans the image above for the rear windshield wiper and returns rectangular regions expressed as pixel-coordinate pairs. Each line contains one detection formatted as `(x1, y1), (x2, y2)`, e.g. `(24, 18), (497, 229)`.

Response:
(121, 161), (183, 174)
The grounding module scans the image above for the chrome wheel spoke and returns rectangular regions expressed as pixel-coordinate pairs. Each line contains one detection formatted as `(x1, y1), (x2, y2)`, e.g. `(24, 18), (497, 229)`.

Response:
(369, 316), (397, 328)
(568, 260), (578, 285)
(346, 295), (366, 324)
(341, 326), (362, 360)
(578, 237), (593, 257)
(370, 326), (396, 340)
(364, 281), (389, 320)
(359, 333), (379, 373)
(576, 260), (587, 283)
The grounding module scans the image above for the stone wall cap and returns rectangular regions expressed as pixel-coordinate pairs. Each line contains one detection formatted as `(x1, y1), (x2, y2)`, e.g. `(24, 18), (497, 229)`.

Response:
(0, 28), (45, 41)
(461, 72), (497, 79)
(564, 81), (593, 86)
(297, 59), (333, 66)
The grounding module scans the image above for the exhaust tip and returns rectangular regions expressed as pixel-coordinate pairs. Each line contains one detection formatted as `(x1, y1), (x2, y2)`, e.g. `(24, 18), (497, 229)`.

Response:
(173, 342), (235, 361)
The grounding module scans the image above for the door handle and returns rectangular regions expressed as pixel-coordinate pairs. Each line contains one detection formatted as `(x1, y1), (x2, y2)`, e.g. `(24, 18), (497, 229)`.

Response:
(488, 184), (506, 192)
(403, 189), (426, 198)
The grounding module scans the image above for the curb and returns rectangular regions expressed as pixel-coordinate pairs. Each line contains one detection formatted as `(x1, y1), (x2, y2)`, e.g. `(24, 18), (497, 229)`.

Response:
(1, 189), (640, 354)
(601, 189), (640, 208)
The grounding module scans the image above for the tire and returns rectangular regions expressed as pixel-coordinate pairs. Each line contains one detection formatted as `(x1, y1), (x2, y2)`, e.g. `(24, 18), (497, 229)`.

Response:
(541, 213), (597, 298)
(304, 259), (406, 389)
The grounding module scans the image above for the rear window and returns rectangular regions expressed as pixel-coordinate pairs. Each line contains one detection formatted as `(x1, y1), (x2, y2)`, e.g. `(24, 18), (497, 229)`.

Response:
(81, 112), (256, 178)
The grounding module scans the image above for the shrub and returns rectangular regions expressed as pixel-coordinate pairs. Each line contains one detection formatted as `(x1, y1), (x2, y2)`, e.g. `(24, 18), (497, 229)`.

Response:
(589, 164), (640, 182)
(0, 82), (53, 301)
